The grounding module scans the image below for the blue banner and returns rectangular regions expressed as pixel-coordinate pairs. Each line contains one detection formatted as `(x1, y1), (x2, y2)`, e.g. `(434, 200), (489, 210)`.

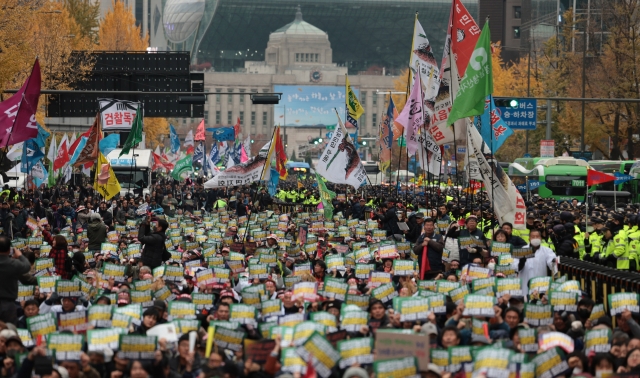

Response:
(99, 134), (120, 156)
(614, 172), (635, 185)
(21, 139), (44, 173)
(35, 123), (50, 149)
(208, 127), (235, 141)
(170, 124), (180, 154)
(516, 180), (543, 193)
(496, 99), (537, 130)
(476, 95), (514, 153)
(267, 168), (279, 196)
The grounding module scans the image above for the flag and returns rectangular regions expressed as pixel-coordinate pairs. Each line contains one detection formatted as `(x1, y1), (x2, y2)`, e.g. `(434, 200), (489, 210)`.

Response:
(67, 130), (89, 158)
(226, 154), (235, 170)
(614, 172), (635, 185)
(193, 143), (205, 164)
(243, 135), (251, 158)
(234, 117), (241, 139)
(447, 21), (493, 126)
(184, 130), (194, 147)
(316, 172), (336, 219)
(267, 168), (279, 196)
(47, 134), (57, 162)
(204, 153), (268, 188)
(476, 95), (513, 153)
(195, 119), (206, 141)
(345, 75), (364, 128)
(410, 17), (440, 101)
(35, 124), (50, 149)
(275, 126), (288, 179)
(120, 109), (143, 157)
(75, 114), (102, 166)
(94, 152), (121, 200)
(48, 160), (55, 186)
(152, 146), (174, 171)
(99, 134), (120, 156)
(97, 162), (111, 185)
(315, 110), (367, 189)
(139, 132), (146, 149)
(396, 72), (424, 157)
(209, 142), (220, 166)
(428, 0), (481, 146)
(241, 146), (248, 163)
(6, 142), (23, 161)
(53, 139), (70, 171)
(209, 127), (235, 141)
(172, 154), (193, 181)
(261, 131), (277, 181)
(587, 170), (616, 186)
(68, 137), (87, 165)
(170, 124), (180, 153)
(20, 139), (44, 173)
(69, 133), (77, 151)
(379, 97), (395, 172)
(32, 161), (47, 187)
(0, 59), (41, 148)
(231, 140), (242, 165)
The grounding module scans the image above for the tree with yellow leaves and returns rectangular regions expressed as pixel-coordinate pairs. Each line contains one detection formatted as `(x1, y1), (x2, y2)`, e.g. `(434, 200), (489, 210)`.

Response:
(97, 0), (148, 51)
(144, 118), (170, 149)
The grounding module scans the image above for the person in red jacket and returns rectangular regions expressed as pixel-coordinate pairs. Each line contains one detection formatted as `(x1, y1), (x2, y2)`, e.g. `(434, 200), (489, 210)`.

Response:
(41, 228), (70, 279)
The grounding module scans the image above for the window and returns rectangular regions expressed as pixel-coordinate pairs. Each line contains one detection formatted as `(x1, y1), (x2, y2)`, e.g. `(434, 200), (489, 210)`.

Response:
(514, 6), (521, 19)
(204, 110), (209, 124)
(228, 89), (233, 103)
(262, 111), (267, 125)
(314, 54), (318, 62)
(240, 89), (245, 103)
(372, 114), (377, 129)
(546, 175), (587, 196)
(216, 111), (221, 124)
(227, 111), (232, 124)
(361, 91), (366, 103)
(513, 27), (521, 39)
(216, 88), (221, 103)
(295, 53), (299, 62)
(251, 111), (256, 125)
(305, 53), (309, 62)
(240, 111), (244, 124)
(372, 94), (377, 106)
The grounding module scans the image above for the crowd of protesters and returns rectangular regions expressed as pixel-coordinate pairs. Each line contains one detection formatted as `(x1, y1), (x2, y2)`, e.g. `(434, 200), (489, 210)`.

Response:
(0, 177), (638, 378)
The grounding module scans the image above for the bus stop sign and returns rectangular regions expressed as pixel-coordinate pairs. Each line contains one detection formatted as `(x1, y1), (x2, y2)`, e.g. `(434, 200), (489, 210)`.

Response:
(496, 99), (537, 130)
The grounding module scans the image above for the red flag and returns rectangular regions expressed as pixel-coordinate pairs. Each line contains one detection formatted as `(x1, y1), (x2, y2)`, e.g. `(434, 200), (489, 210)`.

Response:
(195, 119), (206, 141)
(153, 152), (174, 171)
(587, 170), (616, 186)
(420, 246), (430, 280)
(274, 126), (288, 179)
(303, 360), (316, 378)
(234, 117), (241, 138)
(0, 59), (42, 147)
(186, 145), (195, 155)
(450, 0), (481, 78)
(53, 140), (70, 171)
(74, 114), (101, 167)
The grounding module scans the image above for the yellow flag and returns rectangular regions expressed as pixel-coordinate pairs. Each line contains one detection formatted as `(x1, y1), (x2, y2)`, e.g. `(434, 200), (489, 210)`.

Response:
(346, 75), (364, 120)
(94, 152), (121, 200)
(260, 126), (278, 180)
(298, 181), (304, 189)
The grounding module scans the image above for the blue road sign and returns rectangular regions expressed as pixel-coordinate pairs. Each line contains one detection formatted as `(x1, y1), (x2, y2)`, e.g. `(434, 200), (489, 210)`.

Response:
(496, 99), (537, 130)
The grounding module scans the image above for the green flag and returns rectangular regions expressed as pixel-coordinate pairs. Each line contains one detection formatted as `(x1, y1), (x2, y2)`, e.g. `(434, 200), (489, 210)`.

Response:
(316, 173), (336, 220)
(171, 154), (193, 181)
(119, 109), (143, 157)
(447, 21), (493, 126)
(48, 159), (55, 187)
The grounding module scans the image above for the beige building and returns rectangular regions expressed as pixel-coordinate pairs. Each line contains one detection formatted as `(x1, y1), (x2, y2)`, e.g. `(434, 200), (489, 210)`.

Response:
(189, 7), (398, 157)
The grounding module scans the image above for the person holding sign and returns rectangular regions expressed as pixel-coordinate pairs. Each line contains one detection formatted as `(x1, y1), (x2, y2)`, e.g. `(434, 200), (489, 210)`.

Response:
(138, 218), (169, 269)
(413, 218), (444, 280)
(449, 216), (488, 268)
(515, 229), (557, 297)
(0, 236), (31, 325)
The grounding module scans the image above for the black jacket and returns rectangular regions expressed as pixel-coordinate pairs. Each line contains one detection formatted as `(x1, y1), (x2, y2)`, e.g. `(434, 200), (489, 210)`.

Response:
(405, 215), (422, 243)
(377, 207), (401, 236)
(413, 232), (445, 273)
(139, 223), (167, 269)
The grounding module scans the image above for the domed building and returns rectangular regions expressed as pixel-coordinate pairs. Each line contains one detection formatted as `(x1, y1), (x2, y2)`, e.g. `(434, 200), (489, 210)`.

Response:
(201, 6), (396, 159)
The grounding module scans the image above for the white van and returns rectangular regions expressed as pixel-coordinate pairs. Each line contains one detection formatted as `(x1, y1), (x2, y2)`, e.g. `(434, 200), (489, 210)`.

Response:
(106, 149), (153, 197)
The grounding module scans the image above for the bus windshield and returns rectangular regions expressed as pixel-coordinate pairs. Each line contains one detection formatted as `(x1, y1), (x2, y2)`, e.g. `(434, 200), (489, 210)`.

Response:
(545, 175), (587, 196)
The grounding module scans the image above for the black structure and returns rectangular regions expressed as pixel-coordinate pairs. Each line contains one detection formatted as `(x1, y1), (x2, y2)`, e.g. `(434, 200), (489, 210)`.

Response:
(46, 51), (203, 118)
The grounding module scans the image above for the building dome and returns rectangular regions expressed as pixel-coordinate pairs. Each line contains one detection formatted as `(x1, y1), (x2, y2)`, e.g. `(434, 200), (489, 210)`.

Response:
(272, 6), (326, 36)
(163, 0), (205, 43)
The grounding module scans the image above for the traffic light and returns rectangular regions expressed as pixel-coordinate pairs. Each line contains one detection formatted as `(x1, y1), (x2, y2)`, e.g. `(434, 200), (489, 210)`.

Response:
(495, 98), (520, 108)
(309, 137), (324, 145)
(362, 140), (367, 146)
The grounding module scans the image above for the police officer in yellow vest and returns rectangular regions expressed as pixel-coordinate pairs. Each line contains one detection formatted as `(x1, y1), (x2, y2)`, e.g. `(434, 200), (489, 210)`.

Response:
(610, 213), (629, 270)
(586, 217), (605, 261)
(626, 215), (640, 271)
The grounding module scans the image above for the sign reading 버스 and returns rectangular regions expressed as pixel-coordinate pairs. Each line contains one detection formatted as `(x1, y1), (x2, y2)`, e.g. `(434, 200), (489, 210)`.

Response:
(98, 99), (139, 131)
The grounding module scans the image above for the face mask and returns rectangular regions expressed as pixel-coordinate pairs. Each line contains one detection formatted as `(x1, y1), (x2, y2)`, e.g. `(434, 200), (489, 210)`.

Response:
(187, 196), (192, 199)
(487, 262), (495, 271)
(530, 238), (541, 247)
(573, 368), (582, 375)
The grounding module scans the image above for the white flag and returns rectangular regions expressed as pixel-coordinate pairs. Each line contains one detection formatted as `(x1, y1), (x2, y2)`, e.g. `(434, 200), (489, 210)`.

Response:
(6, 142), (23, 161)
(315, 111), (367, 190)
(243, 135), (251, 158)
(47, 134), (57, 162)
(139, 132), (146, 149)
(184, 130), (194, 147)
